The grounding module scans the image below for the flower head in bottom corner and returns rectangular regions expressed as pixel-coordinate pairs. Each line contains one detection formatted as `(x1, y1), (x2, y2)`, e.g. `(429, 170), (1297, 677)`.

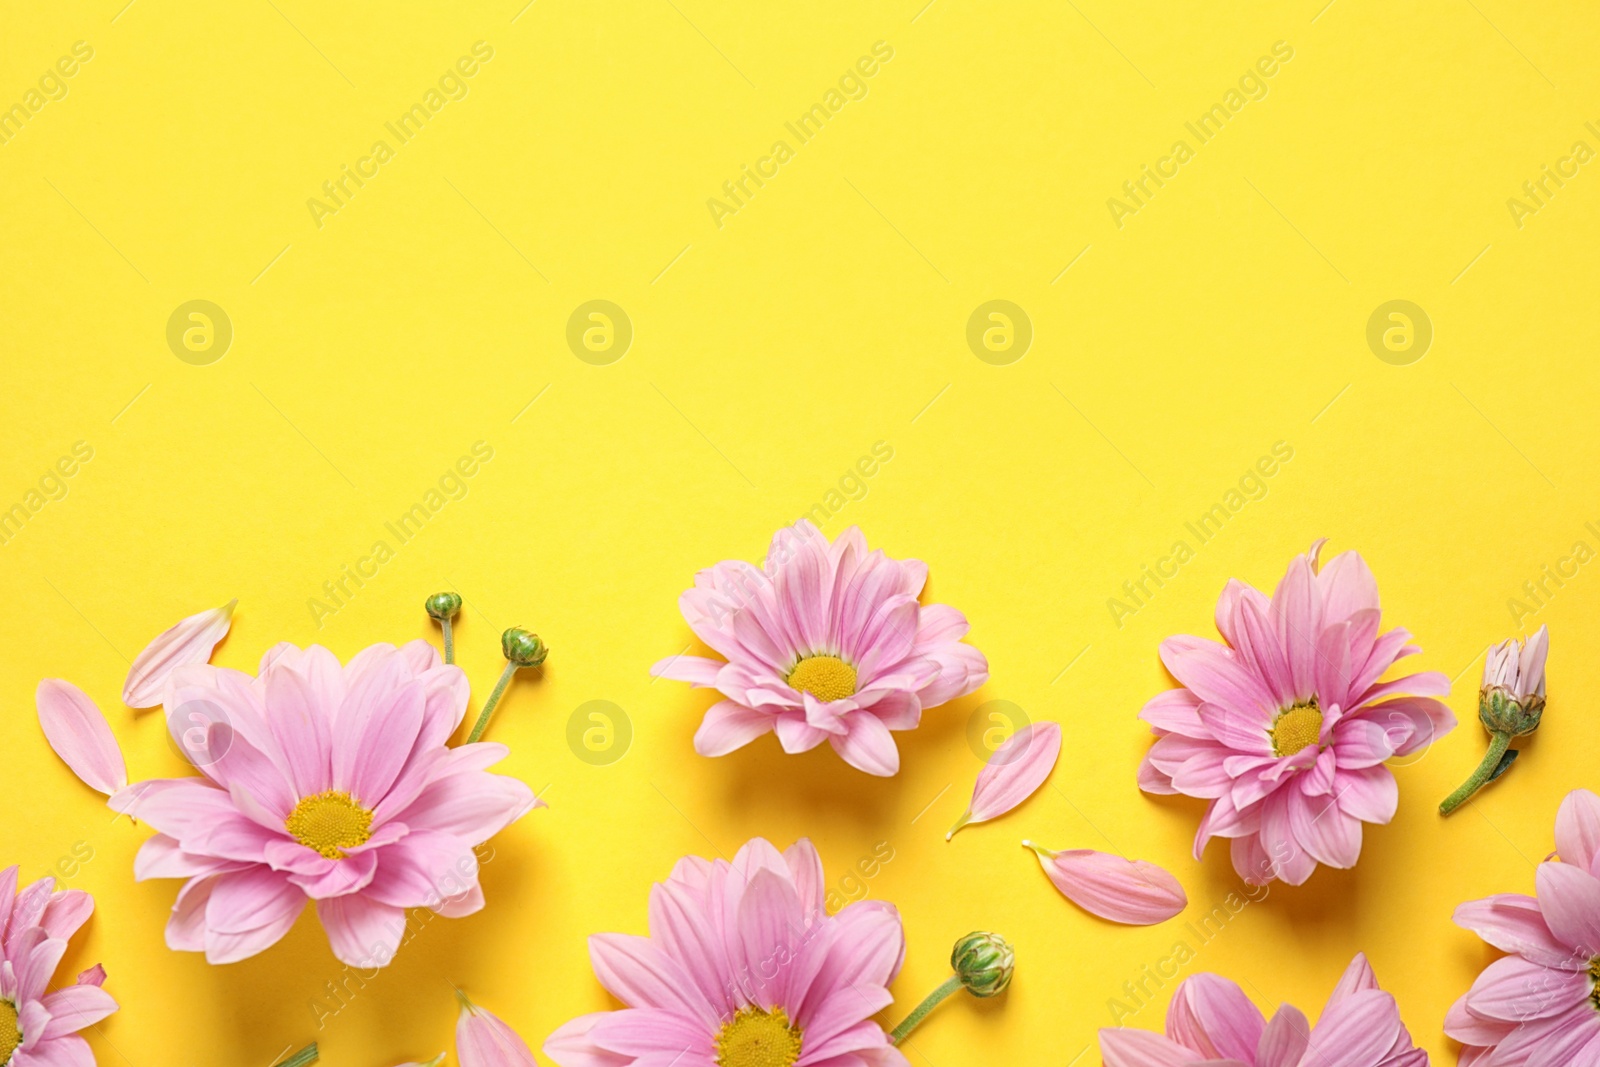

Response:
(0, 866), (118, 1066)
(111, 639), (540, 967)
(545, 836), (910, 1067)
(1447, 788), (1600, 1064)
(1101, 954), (1426, 1066)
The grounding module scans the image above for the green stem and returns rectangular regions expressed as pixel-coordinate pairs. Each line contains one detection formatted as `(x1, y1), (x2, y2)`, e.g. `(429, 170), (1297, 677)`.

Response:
(466, 661), (521, 744)
(1440, 731), (1511, 816)
(441, 618), (455, 665)
(889, 975), (963, 1045)
(275, 1045), (318, 1067)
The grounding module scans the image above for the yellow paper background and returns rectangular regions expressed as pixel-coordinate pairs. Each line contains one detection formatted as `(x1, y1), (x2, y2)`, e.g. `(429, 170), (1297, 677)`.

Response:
(2, 1), (1597, 1062)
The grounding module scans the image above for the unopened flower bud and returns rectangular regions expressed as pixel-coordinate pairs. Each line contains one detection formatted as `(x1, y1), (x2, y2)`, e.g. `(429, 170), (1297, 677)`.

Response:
(951, 931), (1013, 998)
(1442, 626), (1550, 816)
(425, 592), (462, 621)
(501, 627), (548, 668)
(1478, 625), (1548, 738)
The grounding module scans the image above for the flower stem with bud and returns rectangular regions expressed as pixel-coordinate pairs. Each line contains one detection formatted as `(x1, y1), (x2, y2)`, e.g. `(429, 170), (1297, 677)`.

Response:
(425, 592), (464, 665)
(888, 932), (1013, 1046)
(1441, 628), (1547, 816)
(465, 628), (547, 744)
(1439, 732), (1513, 816)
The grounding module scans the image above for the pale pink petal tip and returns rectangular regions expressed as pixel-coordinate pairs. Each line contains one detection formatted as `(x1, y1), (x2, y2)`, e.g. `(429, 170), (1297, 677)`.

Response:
(1026, 841), (1187, 925)
(948, 721), (1062, 840)
(122, 598), (238, 708)
(37, 679), (128, 795)
(457, 998), (538, 1067)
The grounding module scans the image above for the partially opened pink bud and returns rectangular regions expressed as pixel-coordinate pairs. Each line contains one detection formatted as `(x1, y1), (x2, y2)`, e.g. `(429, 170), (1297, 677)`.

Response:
(457, 998), (537, 1067)
(1025, 842), (1186, 925)
(948, 721), (1061, 840)
(37, 679), (128, 795)
(122, 599), (237, 708)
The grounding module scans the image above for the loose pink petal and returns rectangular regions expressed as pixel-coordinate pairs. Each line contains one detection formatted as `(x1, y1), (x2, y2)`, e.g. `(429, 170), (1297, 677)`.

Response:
(948, 722), (1061, 840)
(456, 998), (538, 1067)
(1026, 842), (1187, 925)
(122, 599), (237, 708)
(37, 679), (127, 795)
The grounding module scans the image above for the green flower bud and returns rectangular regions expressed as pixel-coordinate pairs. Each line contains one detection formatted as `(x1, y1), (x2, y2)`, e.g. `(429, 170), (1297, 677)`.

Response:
(1478, 686), (1543, 738)
(501, 627), (548, 668)
(425, 592), (462, 621)
(951, 931), (1013, 998)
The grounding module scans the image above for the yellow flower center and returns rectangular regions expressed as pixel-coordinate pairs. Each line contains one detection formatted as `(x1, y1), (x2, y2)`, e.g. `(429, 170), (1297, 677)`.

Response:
(1270, 700), (1323, 757)
(715, 1006), (803, 1067)
(286, 791), (374, 859)
(786, 655), (857, 703)
(1589, 957), (1600, 1009)
(0, 1000), (18, 1064)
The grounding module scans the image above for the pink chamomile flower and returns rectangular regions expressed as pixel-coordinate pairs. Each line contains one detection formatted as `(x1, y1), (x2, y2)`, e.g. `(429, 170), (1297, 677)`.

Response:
(652, 521), (988, 776)
(0, 866), (118, 1066)
(545, 836), (910, 1067)
(1137, 540), (1455, 886)
(111, 640), (539, 967)
(1447, 789), (1600, 1066)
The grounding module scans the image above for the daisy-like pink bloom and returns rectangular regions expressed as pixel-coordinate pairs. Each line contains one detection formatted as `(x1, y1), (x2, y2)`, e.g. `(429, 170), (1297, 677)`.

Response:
(1446, 788), (1600, 1065)
(544, 836), (911, 1067)
(1102, 954), (1426, 1066)
(652, 522), (988, 776)
(1137, 541), (1455, 885)
(0, 866), (118, 1066)
(111, 640), (539, 967)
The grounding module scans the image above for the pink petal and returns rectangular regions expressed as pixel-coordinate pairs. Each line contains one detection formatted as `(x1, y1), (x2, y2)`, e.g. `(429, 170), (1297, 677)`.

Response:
(456, 1000), (538, 1067)
(1027, 843), (1187, 925)
(693, 701), (773, 757)
(36, 680), (127, 795)
(1454, 893), (1575, 969)
(1256, 1005), (1310, 1067)
(39, 983), (119, 1039)
(1099, 1028), (1206, 1066)
(122, 599), (237, 708)
(315, 894), (406, 968)
(1538, 861), (1600, 957)
(1166, 973), (1263, 1060)
(1557, 790), (1600, 870)
(648, 655), (725, 687)
(1301, 988), (1401, 1067)
(828, 712), (900, 776)
(948, 721), (1061, 839)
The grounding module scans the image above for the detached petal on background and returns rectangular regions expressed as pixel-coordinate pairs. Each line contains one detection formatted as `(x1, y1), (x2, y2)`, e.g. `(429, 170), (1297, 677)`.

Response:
(948, 721), (1062, 840)
(457, 997), (538, 1067)
(122, 599), (237, 708)
(1026, 842), (1187, 925)
(37, 679), (128, 795)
